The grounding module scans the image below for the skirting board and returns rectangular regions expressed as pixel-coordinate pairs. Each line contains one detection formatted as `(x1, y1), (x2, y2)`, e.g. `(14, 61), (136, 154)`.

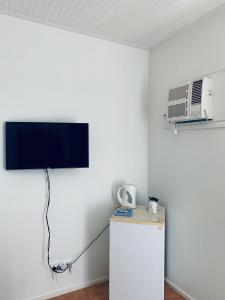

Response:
(165, 278), (195, 300)
(27, 276), (108, 300)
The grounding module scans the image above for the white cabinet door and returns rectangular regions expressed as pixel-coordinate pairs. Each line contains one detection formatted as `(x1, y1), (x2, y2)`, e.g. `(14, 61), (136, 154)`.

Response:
(109, 221), (164, 300)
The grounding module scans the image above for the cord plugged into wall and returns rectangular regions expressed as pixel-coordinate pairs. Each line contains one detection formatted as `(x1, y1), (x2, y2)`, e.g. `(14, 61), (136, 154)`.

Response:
(51, 262), (73, 273)
(45, 169), (109, 274)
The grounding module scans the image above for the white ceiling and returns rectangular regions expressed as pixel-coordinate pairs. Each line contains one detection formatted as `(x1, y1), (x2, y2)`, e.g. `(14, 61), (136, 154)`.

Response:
(0, 0), (225, 49)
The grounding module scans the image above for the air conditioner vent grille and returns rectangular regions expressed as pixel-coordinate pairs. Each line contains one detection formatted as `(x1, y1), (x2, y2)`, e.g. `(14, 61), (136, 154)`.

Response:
(169, 85), (188, 101)
(168, 103), (186, 118)
(192, 80), (203, 105)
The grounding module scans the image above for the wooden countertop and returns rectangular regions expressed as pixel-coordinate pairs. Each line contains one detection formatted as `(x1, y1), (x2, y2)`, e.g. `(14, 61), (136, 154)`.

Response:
(110, 205), (165, 226)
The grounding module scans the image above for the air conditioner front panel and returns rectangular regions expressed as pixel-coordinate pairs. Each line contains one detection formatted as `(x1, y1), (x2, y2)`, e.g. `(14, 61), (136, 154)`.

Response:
(167, 77), (213, 123)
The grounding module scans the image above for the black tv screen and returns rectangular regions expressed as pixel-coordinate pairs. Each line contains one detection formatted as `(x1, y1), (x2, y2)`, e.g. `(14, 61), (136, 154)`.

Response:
(5, 122), (89, 170)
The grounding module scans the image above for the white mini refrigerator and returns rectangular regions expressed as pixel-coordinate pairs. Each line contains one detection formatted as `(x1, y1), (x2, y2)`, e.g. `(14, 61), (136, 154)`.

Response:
(109, 206), (165, 300)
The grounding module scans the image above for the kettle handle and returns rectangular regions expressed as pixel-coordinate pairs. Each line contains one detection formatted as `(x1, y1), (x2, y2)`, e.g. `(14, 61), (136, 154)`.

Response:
(117, 185), (126, 207)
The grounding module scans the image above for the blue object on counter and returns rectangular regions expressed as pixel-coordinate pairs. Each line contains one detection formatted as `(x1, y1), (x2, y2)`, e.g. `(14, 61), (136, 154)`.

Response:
(113, 208), (133, 217)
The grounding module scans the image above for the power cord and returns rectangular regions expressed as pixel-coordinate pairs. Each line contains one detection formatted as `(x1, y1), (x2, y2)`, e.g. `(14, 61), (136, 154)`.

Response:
(45, 169), (109, 273)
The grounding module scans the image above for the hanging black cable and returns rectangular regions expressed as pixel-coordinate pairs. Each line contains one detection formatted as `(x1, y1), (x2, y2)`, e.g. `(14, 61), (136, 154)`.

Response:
(45, 169), (109, 273)
(45, 169), (52, 271)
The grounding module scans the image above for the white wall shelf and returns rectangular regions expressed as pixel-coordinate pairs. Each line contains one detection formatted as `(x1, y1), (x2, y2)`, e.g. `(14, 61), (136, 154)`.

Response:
(163, 119), (225, 133)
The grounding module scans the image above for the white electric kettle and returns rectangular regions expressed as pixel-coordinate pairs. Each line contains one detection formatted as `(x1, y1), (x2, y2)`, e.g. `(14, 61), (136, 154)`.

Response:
(117, 184), (136, 209)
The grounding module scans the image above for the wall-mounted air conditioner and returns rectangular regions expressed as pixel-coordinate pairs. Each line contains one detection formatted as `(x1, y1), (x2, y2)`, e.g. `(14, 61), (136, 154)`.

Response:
(167, 77), (213, 123)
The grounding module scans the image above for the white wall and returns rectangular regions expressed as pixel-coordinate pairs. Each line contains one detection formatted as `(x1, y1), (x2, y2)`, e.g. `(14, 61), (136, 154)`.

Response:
(149, 8), (225, 300)
(0, 14), (149, 300)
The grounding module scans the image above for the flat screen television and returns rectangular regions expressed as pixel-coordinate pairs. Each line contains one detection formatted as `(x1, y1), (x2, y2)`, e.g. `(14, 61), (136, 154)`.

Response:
(5, 122), (89, 170)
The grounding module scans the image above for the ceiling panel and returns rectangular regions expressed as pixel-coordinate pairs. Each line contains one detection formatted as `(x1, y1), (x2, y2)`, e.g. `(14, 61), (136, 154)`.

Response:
(0, 0), (225, 49)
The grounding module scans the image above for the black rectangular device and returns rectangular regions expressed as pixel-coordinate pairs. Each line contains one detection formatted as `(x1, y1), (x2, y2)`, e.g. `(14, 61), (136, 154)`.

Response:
(5, 122), (89, 170)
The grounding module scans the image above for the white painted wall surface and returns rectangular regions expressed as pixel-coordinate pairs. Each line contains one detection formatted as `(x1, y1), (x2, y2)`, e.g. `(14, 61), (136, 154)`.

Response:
(0, 14), (149, 300)
(149, 8), (225, 300)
